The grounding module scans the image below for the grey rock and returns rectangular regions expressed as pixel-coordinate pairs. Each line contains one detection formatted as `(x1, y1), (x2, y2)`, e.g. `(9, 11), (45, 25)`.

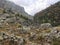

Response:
(18, 38), (25, 45)
(40, 23), (52, 30)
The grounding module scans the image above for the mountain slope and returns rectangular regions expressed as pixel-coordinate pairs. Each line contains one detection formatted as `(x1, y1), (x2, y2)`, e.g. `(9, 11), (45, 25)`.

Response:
(0, 0), (33, 19)
(0, 0), (33, 26)
(34, 1), (60, 26)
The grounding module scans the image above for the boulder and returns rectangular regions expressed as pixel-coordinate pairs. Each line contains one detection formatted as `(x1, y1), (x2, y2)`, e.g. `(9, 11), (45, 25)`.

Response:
(40, 23), (52, 30)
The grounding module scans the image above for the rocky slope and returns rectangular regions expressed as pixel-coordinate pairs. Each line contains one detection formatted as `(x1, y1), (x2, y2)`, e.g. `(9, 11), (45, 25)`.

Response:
(34, 1), (60, 26)
(0, 0), (33, 19)
(0, 20), (60, 45)
(0, 8), (60, 45)
(0, 0), (60, 45)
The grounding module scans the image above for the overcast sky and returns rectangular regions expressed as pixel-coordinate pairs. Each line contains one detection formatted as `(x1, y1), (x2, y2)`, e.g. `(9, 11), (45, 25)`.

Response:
(9, 0), (60, 16)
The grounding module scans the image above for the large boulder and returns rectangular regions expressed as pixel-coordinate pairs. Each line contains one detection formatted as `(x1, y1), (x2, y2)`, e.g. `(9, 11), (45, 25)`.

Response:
(40, 23), (52, 30)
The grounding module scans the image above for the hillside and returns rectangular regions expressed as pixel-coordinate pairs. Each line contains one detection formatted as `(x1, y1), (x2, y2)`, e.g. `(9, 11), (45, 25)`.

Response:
(0, 8), (60, 45)
(0, 0), (33, 19)
(0, 0), (60, 45)
(34, 1), (60, 26)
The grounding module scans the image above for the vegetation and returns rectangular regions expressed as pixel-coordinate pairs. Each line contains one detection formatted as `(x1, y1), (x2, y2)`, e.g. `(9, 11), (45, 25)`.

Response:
(34, 2), (60, 26)
(52, 37), (60, 45)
